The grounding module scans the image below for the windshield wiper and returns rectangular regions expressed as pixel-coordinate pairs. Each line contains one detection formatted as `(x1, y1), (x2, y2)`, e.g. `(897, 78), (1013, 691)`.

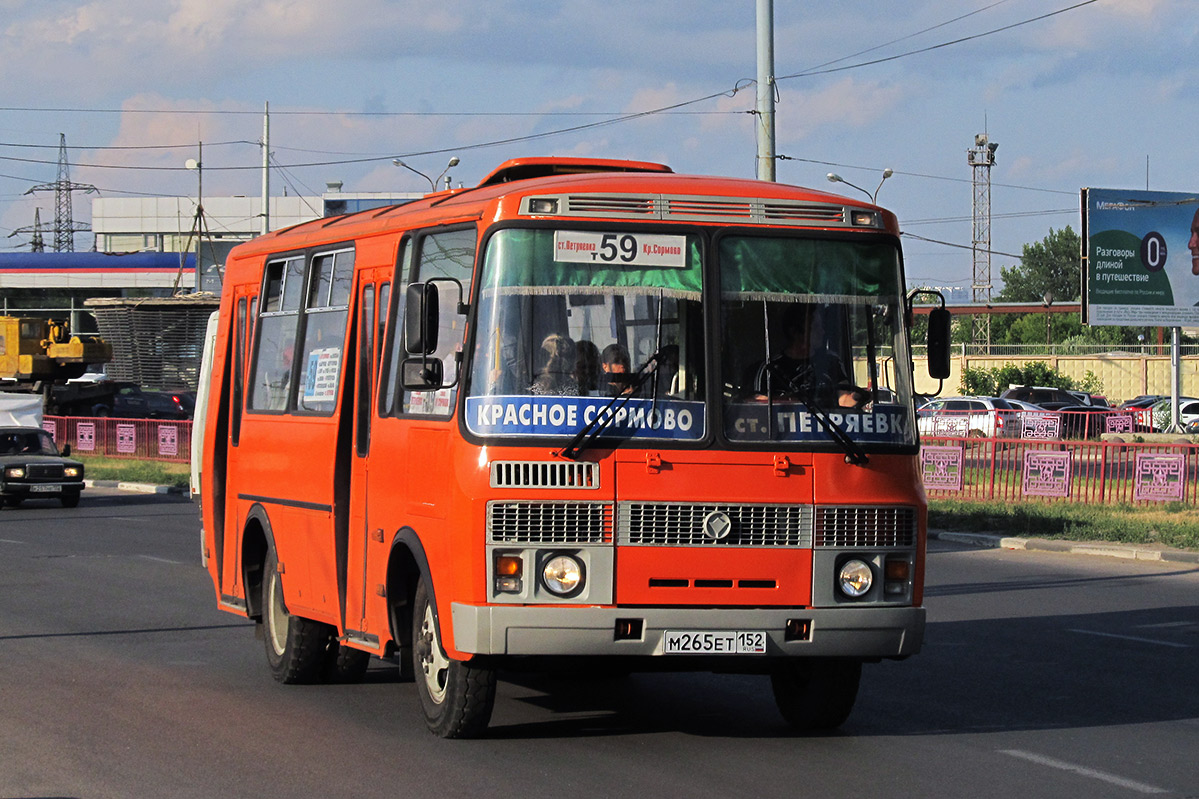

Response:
(771, 369), (870, 466)
(556, 348), (666, 461)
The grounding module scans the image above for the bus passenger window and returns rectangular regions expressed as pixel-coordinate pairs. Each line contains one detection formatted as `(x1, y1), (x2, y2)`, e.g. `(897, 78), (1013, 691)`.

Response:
(249, 255), (303, 412)
(297, 249), (354, 414)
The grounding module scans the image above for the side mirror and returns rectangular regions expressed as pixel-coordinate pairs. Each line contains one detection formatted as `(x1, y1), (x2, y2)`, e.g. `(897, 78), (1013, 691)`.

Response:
(401, 356), (444, 390)
(405, 283), (440, 355)
(927, 307), (952, 380)
(61, 443), (71, 457)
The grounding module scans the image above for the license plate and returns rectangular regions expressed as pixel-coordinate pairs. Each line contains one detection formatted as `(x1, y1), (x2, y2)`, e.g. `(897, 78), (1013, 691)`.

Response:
(29, 484), (62, 493)
(663, 630), (767, 654)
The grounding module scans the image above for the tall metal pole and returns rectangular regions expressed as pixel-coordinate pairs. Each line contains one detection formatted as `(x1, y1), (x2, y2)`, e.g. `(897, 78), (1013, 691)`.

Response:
(195, 141), (203, 293)
(755, 0), (776, 182)
(262, 102), (270, 236)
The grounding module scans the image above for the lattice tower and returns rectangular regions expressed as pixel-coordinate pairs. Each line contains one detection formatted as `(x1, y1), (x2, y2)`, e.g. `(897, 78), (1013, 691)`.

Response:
(968, 134), (998, 345)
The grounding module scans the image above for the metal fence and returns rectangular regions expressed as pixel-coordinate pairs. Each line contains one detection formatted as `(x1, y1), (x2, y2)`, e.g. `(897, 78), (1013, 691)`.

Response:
(921, 435), (1198, 506)
(44, 416), (192, 464)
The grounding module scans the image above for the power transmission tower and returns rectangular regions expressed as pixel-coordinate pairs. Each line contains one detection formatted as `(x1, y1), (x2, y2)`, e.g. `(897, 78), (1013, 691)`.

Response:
(24, 133), (97, 252)
(7, 207), (46, 252)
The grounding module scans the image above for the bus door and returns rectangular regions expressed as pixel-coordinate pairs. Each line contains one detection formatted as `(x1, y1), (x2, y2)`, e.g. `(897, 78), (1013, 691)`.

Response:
(367, 227), (475, 633)
(220, 281), (258, 605)
(345, 268), (389, 645)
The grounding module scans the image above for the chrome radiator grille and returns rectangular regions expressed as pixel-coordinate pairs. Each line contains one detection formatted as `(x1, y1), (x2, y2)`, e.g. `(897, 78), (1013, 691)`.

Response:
(617, 503), (814, 547)
(488, 501), (613, 544)
(814, 506), (916, 548)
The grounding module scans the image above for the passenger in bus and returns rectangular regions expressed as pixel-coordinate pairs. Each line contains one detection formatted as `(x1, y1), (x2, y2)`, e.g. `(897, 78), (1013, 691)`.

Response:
(530, 333), (579, 396)
(601, 343), (632, 396)
(574, 340), (601, 395)
(749, 304), (865, 408)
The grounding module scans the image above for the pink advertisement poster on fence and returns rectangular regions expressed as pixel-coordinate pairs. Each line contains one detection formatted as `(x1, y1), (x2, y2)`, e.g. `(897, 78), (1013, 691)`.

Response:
(920, 445), (964, 491)
(1022, 450), (1072, 497)
(116, 423), (136, 455)
(1134, 453), (1186, 502)
(157, 425), (179, 458)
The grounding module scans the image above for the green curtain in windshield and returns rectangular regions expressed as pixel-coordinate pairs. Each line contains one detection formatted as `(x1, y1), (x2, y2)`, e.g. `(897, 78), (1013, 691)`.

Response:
(719, 236), (900, 301)
(482, 229), (702, 299)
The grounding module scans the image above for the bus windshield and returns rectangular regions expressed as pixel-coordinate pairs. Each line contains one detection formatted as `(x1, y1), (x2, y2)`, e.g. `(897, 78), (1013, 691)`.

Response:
(718, 234), (916, 447)
(465, 227), (706, 442)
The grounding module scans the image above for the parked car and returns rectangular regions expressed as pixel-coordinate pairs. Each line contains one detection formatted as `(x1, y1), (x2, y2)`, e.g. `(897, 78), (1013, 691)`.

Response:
(0, 426), (85, 508)
(1148, 397), (1199, 431)
(917, 396), (1015, 438)
(1053, 405), (1121, 439)
(1118, 395), (1168, 427)
(1000, 385), (1091, 410)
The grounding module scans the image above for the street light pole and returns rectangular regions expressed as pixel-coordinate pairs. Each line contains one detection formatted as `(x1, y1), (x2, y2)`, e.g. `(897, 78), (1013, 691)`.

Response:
(826, 169), (893, 203)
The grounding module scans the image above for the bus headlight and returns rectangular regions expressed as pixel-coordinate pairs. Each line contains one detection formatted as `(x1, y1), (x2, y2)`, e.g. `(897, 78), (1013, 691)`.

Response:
(837, 559), (873, 598)
(542, 554), (584, 596)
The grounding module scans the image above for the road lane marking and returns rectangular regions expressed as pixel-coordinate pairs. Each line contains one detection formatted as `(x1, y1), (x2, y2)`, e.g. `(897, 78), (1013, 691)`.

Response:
(0, 538), (26, 544)
(138, 555), (183, 565)
(999, 750), (1168, 794)
(1067, 629), (1189, 648)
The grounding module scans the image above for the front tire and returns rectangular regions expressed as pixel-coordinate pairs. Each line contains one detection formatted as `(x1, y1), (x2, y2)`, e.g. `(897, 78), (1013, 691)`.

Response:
(262, 550), (333, 684)
(60, 492), (81, 508)
(770, 658), (862, 731)
(412, 578), (496, 738)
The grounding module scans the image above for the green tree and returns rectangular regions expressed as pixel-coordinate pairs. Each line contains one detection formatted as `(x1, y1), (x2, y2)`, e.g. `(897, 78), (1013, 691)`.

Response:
(996, 226), (1081, 303)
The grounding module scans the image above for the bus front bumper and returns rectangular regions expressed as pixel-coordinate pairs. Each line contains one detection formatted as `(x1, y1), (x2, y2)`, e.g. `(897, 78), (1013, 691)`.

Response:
(450, 603), (924, 659)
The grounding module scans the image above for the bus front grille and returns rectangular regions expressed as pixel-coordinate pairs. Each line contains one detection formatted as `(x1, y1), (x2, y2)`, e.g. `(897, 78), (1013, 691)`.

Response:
(488, 501), (613, 544)
(813, 506), (916, 548)
(490, 460), (599, 490)
(617, 503), (814, 547)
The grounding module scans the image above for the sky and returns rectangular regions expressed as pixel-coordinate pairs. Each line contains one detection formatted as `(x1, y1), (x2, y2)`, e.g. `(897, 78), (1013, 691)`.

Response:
(0, 0), (1195, 296)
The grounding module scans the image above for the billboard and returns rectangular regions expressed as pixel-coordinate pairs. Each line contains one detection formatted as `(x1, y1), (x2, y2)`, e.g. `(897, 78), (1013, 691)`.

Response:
(1082, 188), (1199, 326)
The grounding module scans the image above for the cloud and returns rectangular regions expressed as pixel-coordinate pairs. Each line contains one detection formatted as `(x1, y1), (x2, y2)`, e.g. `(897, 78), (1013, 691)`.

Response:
(775, 77), (905, 144)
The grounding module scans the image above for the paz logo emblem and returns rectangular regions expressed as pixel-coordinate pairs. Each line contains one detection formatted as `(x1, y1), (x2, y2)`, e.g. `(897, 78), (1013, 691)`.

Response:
(702, 510), (733, 541)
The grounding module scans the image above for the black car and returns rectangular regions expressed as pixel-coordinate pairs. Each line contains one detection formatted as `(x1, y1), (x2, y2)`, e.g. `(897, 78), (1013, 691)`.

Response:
(0, 426), (85, 508)
(90, 384), (195, 419)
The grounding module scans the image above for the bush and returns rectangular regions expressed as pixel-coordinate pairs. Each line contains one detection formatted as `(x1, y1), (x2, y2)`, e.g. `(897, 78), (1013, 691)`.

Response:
(960, 363), (1102, 397)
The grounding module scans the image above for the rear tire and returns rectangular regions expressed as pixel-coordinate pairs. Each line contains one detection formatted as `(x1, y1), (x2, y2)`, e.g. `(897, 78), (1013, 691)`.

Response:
(262, 550), (333, 684)
(770, 658), (862, 731)
(413, 578), (496, 738)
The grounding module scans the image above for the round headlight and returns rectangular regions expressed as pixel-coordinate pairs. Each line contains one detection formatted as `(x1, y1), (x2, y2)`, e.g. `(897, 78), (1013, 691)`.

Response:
(838, 559), (873, 598)
(542, 555), (584, 596)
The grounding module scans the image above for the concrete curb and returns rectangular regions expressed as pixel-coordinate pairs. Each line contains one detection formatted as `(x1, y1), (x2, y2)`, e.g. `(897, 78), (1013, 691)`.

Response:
(930, 529), (1199, 565)
(85, 479), (187, 496)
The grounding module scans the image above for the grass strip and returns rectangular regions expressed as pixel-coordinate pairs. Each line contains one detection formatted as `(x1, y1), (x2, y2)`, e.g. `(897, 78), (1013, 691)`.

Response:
(929, 498), (1199, 551)
(78, 456), (190, 489)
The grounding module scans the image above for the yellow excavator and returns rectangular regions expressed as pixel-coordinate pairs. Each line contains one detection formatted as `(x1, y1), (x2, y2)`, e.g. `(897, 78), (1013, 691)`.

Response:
(0, 317), (113, 411)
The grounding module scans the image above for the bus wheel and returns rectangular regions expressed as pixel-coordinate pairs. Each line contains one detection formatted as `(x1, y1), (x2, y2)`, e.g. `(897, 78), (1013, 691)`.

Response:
(262, 550), (331, 684)
(412, 578), (496, 738)
(323, 642), (371, 683)
(770, 658), (861, 731)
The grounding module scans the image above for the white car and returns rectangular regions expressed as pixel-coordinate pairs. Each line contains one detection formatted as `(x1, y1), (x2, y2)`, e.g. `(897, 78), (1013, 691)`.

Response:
(917, 396), (1015, 439)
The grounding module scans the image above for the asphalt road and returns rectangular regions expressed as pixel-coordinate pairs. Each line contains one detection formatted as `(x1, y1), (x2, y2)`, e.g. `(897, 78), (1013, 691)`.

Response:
(1, 488), (1197, 798)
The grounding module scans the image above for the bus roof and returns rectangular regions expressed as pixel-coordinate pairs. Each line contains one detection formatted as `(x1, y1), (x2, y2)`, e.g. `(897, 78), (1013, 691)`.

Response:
(235, 157), (895, 257)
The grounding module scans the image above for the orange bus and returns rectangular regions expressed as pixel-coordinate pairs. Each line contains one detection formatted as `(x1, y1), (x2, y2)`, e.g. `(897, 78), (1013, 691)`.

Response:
(196, 156), (951, 737)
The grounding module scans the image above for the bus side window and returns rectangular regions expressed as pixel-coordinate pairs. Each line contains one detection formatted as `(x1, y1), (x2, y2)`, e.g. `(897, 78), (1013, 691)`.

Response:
(401, 227), (476, 416)
(297, 248), (354, 414)
(249, 256), (303, 412)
